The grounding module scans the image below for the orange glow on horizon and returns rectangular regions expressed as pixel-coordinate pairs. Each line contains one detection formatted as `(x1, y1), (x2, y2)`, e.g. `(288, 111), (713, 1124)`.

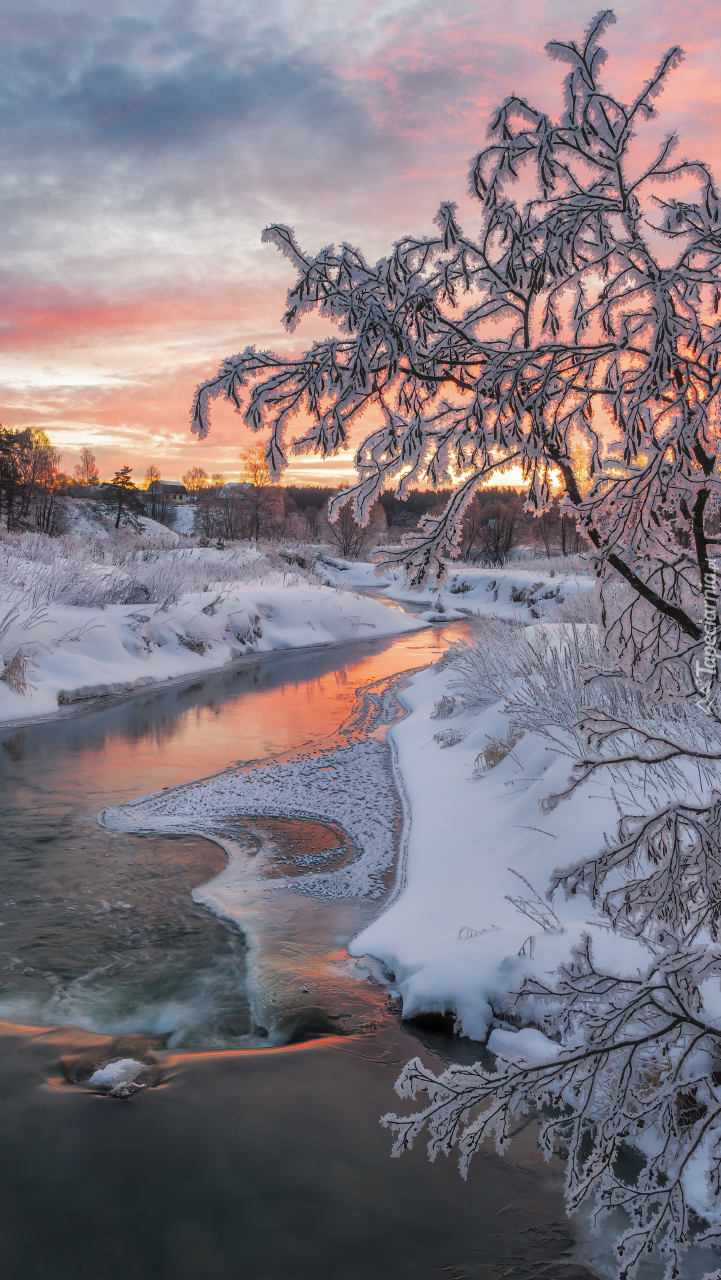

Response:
(4, 3), (721, 486)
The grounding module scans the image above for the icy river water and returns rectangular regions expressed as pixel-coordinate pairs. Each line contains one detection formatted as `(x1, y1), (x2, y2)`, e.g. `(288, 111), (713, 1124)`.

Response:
(0, 622), (593, 1280)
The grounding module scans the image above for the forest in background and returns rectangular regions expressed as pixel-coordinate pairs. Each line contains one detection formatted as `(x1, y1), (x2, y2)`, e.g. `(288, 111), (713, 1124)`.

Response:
(0, 428), (588, 564)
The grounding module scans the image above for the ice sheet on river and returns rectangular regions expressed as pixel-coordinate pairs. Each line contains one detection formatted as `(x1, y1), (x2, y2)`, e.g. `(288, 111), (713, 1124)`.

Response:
(100, 674), (409, 902)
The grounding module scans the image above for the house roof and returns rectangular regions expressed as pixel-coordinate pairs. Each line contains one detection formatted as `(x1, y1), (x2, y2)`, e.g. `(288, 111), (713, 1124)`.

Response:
(147, 481), (187, 495)
(220, 482), (252, 494)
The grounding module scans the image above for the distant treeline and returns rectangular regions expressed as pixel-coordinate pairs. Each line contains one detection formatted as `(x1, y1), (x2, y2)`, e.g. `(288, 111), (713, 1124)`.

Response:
(0, 429), (591, 563)
(271, 484), (589, 562)
(284, 486), (453, 526)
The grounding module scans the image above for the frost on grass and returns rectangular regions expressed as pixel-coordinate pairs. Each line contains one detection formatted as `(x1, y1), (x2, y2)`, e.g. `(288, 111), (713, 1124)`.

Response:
(472, 730), (524, 775)
(0, 536), (421, 722)
(0, 649), (36, 695)
(0, 530), (318, 612)
(433, 728), (467, 748)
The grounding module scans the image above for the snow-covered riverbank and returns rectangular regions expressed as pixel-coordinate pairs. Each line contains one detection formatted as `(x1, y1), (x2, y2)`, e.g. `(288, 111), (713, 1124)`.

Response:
(15, 523), (621, 1046)
(0, 581), (423, 724)
(319, 555), (595, 623)
(0, 532), (435, 724)
(349, 649), (641, 1049)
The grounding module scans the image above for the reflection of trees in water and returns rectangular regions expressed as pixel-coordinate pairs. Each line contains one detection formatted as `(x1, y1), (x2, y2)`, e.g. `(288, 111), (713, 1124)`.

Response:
(2, 732), (26, 762)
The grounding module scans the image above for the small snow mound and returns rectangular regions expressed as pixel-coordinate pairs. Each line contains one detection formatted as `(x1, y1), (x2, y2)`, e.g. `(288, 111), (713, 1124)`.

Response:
(418, 607), (467, 623)
(487, 1026), (560, 1062)
(89, 1058), (145, 1088)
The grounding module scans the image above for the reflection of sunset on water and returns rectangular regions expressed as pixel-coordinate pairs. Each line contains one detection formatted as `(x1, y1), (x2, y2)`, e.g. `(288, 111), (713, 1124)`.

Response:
(0, 625), (466, 1053)
(64, 628), (454, 798)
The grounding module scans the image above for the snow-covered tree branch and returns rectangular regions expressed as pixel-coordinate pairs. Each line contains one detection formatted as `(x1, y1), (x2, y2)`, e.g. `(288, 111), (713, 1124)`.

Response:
(190, 10), (721, 1273)
(383, 937), (721, 1280)
(192, 8), (721, 699)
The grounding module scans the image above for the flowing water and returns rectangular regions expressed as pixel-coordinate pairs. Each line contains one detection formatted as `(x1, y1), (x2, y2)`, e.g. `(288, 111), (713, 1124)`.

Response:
(0, 626), (594, 1280)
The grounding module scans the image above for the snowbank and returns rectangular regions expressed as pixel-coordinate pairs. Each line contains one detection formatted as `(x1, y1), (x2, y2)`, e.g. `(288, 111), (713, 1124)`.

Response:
(63, 498), (181, 543)
(318, 556), (596, 622)
(349, 654), (643, 1042)
(0, 584), (423, 725)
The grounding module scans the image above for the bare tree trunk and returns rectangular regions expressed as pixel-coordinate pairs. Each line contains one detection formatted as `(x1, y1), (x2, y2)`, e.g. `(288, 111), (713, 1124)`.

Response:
(539, 514), (551, 559)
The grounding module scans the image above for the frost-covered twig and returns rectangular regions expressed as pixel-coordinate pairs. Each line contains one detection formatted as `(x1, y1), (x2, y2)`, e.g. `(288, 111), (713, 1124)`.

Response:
(384, 936), (721, 1280)
(504, 868), (562, 932)
(193, 10), (720, 701)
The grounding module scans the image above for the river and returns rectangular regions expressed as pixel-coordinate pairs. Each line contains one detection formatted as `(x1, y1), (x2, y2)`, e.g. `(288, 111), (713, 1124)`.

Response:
(0, 625), (591, 1280)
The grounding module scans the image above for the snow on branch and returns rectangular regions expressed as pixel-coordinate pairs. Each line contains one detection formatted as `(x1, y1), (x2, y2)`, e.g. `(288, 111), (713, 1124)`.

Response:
(191, 10), (721, 701)
(400, 612), (721, 1275)
(384, 937), (721, 1280)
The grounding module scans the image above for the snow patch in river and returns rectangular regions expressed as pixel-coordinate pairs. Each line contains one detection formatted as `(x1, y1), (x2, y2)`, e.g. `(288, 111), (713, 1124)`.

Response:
(89, 1058), (145, 1087)
(100, 674), (408, 904)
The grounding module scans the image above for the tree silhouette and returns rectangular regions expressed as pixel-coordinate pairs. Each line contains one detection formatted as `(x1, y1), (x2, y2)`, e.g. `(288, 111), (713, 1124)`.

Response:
(102, 465), (144, 529)
(74, 446), (98, 487)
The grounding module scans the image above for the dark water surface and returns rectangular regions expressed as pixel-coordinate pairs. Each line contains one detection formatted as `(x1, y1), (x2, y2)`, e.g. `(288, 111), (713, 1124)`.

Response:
(0, 630), (590, 1280)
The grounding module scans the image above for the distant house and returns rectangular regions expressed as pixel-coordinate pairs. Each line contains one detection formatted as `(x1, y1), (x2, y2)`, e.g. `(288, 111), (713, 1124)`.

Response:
(219, 482), (252, 495)
(146, 481), (188, 503)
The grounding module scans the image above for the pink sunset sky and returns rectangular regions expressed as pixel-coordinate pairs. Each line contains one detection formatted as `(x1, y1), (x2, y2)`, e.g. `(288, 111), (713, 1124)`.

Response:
(2, 0), (721, 485)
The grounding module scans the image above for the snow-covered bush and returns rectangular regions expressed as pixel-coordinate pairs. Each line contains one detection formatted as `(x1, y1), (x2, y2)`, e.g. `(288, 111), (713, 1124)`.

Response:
(387, 610), (721, 1276)
(0, 531), (324, 611)
(446, 615), (601, 725)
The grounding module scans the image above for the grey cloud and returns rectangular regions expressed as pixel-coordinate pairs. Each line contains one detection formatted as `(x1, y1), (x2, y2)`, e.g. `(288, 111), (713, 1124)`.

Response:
(0, 5), (391, 159)
(0, 0), (416, 302)
(0, 0), (507, 324)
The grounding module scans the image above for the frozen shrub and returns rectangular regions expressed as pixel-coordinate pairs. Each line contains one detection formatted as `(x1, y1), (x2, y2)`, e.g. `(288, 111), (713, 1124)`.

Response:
(1, 649), (36, 695)
(431, 695), (456, 719)
(433, 728), (467, 748)
(472, 730), (523, 775)
(0, 532), (325, 610)
(178, 635), (206, 655)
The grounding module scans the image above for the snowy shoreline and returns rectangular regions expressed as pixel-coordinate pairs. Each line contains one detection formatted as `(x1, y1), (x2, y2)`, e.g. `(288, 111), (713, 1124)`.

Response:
(0, 582), (425, 729)
(24, 541), (614, 1044)
(0, 625), (418, 731)
(349, 651), (643, 1047)
(96, 594), (721, 1261)
(97, 584), (618, 1052)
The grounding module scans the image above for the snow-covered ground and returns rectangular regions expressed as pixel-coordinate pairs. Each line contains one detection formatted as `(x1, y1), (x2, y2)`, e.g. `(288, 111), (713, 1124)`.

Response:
(318, 554), (596, 623)
(169, 504), (196, 536)
(348, 648), (642, 1049)
(64, 498), (182, 542)
(0, 535), (423, 724)
(360, 630), (721, 1268)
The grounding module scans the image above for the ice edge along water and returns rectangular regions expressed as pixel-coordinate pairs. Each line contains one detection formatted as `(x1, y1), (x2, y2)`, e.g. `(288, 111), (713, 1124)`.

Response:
(98, 670), (413, 1027)
(99, 606), (631, 1059)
